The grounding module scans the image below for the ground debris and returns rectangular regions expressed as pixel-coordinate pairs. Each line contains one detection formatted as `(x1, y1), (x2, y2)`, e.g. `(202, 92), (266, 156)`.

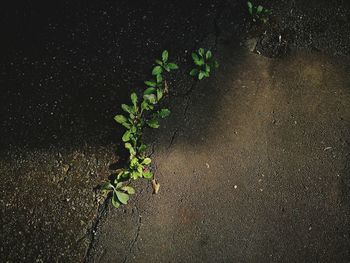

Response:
(151, 179), (160, 194)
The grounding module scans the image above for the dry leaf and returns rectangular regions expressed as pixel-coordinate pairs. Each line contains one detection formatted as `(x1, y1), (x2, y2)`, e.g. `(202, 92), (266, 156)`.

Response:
(152, 179), (160, 194)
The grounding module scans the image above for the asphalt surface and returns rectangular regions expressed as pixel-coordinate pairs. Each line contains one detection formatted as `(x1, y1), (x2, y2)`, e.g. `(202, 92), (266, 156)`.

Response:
(0, 0), (221, 261)
(1, 0), (350, 262)
(88, 39), (350, 263)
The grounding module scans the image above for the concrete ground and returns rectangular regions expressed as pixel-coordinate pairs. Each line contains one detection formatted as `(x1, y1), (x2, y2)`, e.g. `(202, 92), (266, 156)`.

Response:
(87, 45), (350, 262)
(1, 0), (350, 262)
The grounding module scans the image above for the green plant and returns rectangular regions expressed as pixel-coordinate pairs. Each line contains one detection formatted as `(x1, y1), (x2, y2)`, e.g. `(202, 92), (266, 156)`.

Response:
(190, 48), (219, 80)
(247, 1), (271, 23)
(145, 50), (178, 90)
(102, 50), (177, 208)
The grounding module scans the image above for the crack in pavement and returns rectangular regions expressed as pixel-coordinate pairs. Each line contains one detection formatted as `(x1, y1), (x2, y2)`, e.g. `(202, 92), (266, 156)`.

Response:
(163, 1), (227, 155)
(123, 207), (142, 263)
(83, 195), (111, 263)
(83, 4), (227, 262)
(168, 129), (179, 150)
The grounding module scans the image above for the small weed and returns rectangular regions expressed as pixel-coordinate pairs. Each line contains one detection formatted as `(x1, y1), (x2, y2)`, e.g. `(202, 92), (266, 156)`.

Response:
(247, 1), (271, 23)
(102, 50), (177, 208)
(190, 48), (219, 80)
(103, 48), (219, 208)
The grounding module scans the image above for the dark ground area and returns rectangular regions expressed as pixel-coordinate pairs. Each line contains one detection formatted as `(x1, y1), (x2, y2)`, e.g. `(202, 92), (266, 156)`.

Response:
(1, 0), (350, 262)
(0, 0), (218, 149)
(0, 0), (221, 261)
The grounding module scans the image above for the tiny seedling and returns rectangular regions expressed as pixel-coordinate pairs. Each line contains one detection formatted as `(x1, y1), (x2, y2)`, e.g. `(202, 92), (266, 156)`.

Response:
(145, 50), (178, 89)
(247, 1), (271, 23)
(190, 48), (219, 80)
(102, 50), (177, 208)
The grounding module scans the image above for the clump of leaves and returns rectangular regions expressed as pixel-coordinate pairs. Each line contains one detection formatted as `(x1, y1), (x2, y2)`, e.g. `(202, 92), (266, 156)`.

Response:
(102, 51), (177, 208)
(190, 48), (219, 80)
(247, 1), (271, 23)
(145, 50), (178, 90)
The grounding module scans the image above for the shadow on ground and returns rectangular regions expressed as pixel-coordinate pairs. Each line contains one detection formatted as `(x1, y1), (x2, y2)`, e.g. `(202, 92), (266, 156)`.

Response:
(87, 1), (350, 261)
(1, 0), (350, 262)
(88, 42), (350, 262)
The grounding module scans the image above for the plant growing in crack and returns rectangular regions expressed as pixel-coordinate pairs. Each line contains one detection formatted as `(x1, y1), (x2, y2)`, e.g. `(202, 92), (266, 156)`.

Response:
(145, 50), (178, 90)
(102, 50), (177, 208)
(247, 1), (271, 23)
(190, 48), (219, 80)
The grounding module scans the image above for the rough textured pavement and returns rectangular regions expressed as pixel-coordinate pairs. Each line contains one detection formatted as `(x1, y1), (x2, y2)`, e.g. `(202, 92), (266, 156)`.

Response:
(1, 0), (350, 262)
(88, 45), (350, 262)
(0, 1), (220, 261)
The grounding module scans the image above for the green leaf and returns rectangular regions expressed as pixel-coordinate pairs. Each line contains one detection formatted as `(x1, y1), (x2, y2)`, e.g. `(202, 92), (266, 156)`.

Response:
(257, 5), (263, 13)
(122, 130), (131, 142)
(116, 182), (123, 189)
(101, 182), (114, 191)
(155, 59), (163, 66)
(114, 115), (127, 124)
(131, 171), (141, 180)
(158, 108), (171, 118)
(168, 63), (178, 70)
(144, 87), (156, 95)
(112, 192), (121, 208)
(125, 143), (136, 155)
(143, 170), (153, 179)
(144, 94), (157, 104)
(206, 50), (212, 60)
(139, 144), (147, 152)
(115, 190), (129, 204)
(157, 89), (163, 101)
(142, 158), (152, 165)
(122, 123), (131, 129)
(144, 80), (157, 87)
(147, 119), (160, 128)
(162, 50), (169, 62)
(141, 100), (152, 111)
(116, 170), (125, 180)
(198, 71), (205, 80)
(121, 104), (134, 114)
(198, 48), (205, 56)
(156, 73), (163, 83)
(195, 58), (205, 66)
(247, 1), (253, 14)
(137, 164), (143, 174)
(205, 64), (211, 73)
(117, 170), (130, 180)
(190, 68), (199, 76)
(131, 92), (138, 106)
(130, 157), (139, 166)
(192, 53), (200, 62)
(164, 64), (170, 72)
(122, 186), (135, 195)
(152, 66), (163, 75)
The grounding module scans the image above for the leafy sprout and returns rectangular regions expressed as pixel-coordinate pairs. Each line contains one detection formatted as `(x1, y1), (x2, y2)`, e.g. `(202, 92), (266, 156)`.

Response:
(247, 1), (271, 23)
(190, 48), (219, 80)
(103, 50), (178, 208)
